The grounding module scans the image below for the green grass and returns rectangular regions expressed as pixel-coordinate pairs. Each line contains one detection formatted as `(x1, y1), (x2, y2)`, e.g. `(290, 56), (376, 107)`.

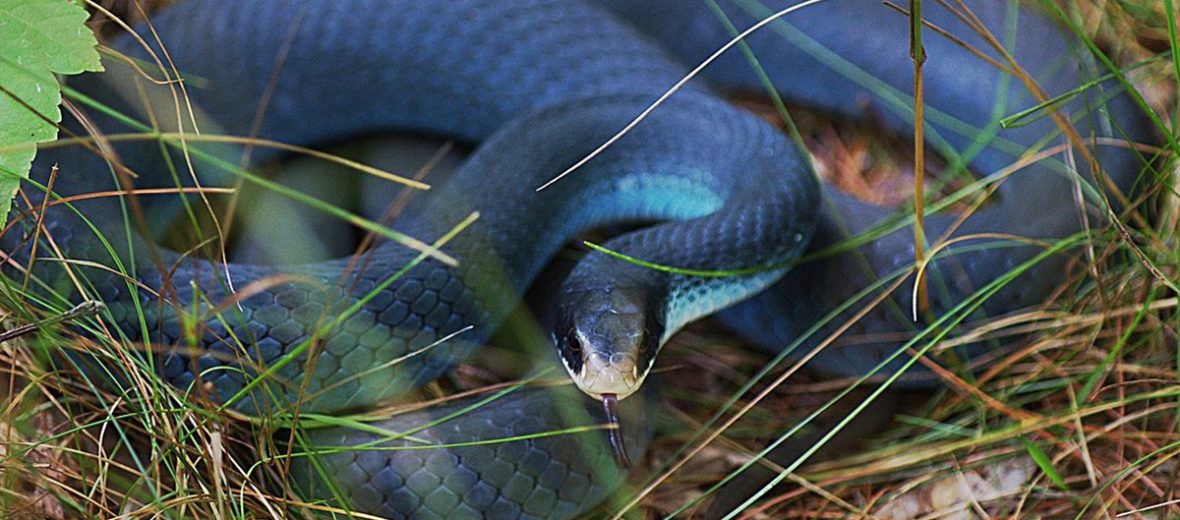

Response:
(1, 0), (1177, 519)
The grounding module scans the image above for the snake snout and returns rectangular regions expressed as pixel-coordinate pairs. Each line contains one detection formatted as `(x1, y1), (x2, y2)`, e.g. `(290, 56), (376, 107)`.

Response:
(575, 350), (642, 400)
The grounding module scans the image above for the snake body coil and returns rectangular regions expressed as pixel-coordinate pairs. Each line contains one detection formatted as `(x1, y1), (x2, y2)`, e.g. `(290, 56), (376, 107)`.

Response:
(1, 1), (1150, 518)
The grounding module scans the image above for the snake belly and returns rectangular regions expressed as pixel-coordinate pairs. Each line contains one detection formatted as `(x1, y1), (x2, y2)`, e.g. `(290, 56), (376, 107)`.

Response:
(0, 0), (1151, 519)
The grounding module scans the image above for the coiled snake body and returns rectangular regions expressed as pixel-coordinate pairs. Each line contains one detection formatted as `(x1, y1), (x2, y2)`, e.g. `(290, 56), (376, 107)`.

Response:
(1, 0), (1150, 518)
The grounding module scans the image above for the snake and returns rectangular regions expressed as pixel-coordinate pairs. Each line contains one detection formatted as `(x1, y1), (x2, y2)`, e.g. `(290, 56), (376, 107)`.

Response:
(0, 0), (1151, 518)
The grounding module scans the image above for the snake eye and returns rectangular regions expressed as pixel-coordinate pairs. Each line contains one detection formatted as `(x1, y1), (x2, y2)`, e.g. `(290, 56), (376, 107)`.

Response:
(565, 329), (583, 358)
(558, 328), (585, 375)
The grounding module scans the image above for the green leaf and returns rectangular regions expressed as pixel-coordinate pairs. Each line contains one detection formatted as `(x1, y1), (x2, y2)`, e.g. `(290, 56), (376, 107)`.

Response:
(0, 0), (102, 226)
(1020, 436), (1069, 492)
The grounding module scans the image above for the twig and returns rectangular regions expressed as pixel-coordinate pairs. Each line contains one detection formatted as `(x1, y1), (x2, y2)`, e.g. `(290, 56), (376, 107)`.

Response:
(0, 301), (105, 343)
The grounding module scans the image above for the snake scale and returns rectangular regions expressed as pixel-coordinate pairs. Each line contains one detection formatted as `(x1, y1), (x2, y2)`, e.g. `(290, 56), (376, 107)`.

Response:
(0, 0), (1151, 518)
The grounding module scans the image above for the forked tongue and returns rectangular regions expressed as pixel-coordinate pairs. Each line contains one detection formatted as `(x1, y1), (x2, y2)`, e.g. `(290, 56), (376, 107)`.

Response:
(601, 393), (632, 468)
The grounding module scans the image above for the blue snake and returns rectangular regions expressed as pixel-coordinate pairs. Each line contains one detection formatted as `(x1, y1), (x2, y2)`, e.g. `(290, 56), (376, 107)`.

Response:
(0, 0), (1151, 518)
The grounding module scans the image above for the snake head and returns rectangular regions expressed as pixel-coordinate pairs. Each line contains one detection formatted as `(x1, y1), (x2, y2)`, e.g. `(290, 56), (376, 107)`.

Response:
(552, 284), (665, 401)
